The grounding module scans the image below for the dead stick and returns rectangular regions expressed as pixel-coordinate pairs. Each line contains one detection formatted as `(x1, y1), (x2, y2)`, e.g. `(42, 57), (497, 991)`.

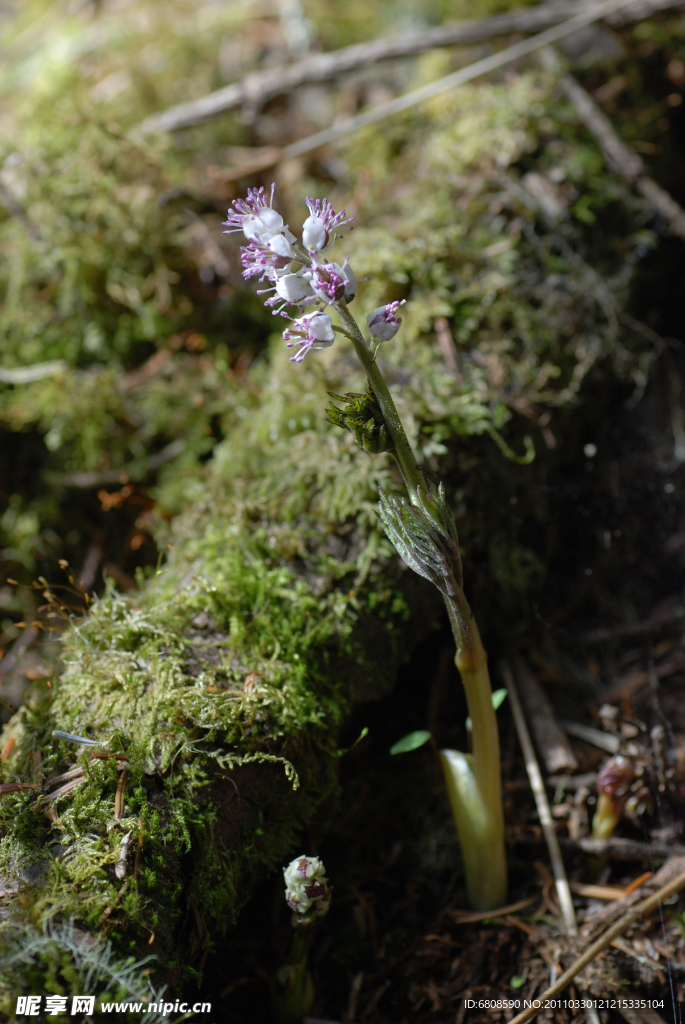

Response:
(137, 0), (685, 135)
(202, 0), (645, 182)
(540, 48), (685, 241)
(513, 655), (577, 773)
(501, 660), (578, 935)
(502, 661), (603, 1024)
(114, 767), (128, 821)
(508, 867), (685, 1024)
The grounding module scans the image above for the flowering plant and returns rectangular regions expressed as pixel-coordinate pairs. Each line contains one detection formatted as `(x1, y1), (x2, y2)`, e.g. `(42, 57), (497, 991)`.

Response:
(271, 855), (332, 1024)
(225, 186), (506, 911)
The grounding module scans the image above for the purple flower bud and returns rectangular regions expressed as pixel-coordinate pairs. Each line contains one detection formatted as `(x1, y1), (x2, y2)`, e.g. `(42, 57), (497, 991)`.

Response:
(367, 300), (406, 341)
(592, 754), (635, 840)
(284, 312), (335, 362)
(597, 754), (634, 798)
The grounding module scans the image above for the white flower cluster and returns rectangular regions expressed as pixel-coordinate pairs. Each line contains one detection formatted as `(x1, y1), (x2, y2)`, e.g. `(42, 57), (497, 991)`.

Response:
(283, 855), (332, 924)
(224, 184), (406, 361)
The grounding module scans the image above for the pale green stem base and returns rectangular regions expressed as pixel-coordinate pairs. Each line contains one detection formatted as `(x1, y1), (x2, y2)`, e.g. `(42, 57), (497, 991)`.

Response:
(443, 592), (507, 911)
(591, 792), (620, 840)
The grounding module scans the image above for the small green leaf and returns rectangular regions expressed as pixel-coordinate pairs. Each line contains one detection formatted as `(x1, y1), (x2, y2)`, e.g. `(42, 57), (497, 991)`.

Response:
(336, 726), (369, 757)
(390, 730), (432, 755)
(492, 688), (508, 710)
(510, 975), (525, 989)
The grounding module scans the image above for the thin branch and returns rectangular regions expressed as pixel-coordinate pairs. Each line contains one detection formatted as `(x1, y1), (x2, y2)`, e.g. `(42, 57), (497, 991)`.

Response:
(450, 896), (537, 923)
(562, 836), (685, 860)
(504, 658), (606, 1024)
(540, 47), (685, 241)
(560, 719), (620, 753)
(500, 660), (578, 936)
(43, 438), (185, 489)
(583, 599), (685, 643)
(137, 0), (685, 135)
(508, 866), (685, 1024)
(200, 0), (647, 182)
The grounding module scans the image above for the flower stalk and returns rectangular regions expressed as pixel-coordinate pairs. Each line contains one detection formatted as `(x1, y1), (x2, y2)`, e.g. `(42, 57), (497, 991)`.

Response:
(333, 299), (425, 499)
(224, 185), (507, 911)
(271, 855), (332, 1024)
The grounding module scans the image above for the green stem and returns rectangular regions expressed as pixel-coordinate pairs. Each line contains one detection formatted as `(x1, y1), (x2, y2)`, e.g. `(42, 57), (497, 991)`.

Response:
(333, 300), (425, 502)
(442, 591), (507, 910)
(271, 924), (315, 1024)
(334, 297), (506, 909)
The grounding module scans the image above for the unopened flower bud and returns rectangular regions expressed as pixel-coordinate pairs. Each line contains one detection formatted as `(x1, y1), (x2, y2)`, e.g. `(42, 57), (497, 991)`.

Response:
(592, 755), (635, 839)
(367, 300), (405, 341)
(284, 855), (332, 925)
(302, 215), (327, 253)
(342, 261), (357, 302)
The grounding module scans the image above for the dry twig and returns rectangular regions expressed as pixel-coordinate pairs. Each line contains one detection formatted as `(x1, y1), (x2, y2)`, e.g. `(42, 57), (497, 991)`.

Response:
(137, 0), (685, 135)
(508, 866), (685, 1023)
(167, 0), (652, 181)
(451, 896), (537, 923)
(562, 836), (685, 860)
(540, 47), (685, 241)
(501, 660), (578, 935)
(583, 599), (685, 643)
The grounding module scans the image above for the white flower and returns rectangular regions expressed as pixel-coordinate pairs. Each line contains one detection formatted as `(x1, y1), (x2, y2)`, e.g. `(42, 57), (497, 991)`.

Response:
(243, 208), (286, 245)
(302, 215), (328, 253)
(305, 261), (346, 304)
(302, 197), (354, 253)
(268, 233), (296, 259)
(284, 312), (335, 362)
(275, 273), (315, 305)
(283, 855), (332, 923)
(304, 258), (357, 306)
